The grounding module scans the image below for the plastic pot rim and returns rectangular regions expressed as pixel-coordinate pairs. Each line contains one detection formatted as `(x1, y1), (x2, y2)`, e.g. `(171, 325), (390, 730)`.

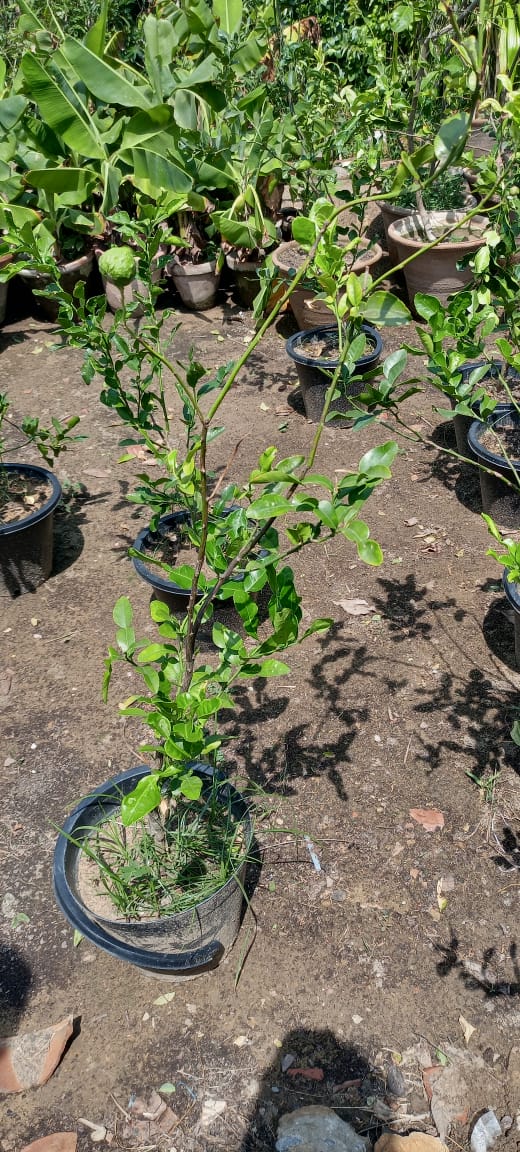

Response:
(467, 408), (520, 468)
(502, 568), (520, 612)
(0, 462), (61, 537)
(286, 323), (382, 371)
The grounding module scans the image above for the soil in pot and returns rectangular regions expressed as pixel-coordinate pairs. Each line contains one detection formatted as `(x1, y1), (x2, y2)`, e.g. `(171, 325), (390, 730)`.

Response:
(467, 409), (520, 527)
(0, 463), (61, 598)
(387, 211), (488, 311)
(273, 240), (382, 329)
(286, 323), (382, 427)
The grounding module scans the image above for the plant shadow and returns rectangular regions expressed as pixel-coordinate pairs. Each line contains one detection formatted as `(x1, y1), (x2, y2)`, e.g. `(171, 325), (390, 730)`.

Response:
(0, 943), (32, 1039)
(231, 623), (376, 799)
(481, 596), (518, 671)
(238, 1027), (380, 1151)
(426, 420), (482, 513)
(435, 932), (520, 996)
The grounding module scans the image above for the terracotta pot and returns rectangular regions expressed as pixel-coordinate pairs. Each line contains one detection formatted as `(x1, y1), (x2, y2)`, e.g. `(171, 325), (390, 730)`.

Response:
(18, 252), (94, 321)
(273, 240), (382, 329)
(387, 211), (489, 311)
(168, 257), (221, 310)
(380, 194), (476, 264)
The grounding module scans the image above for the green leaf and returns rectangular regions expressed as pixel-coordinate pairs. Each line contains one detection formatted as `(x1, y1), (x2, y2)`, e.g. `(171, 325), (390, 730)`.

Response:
(130, 146), (192, 196)
(291, 217), (316, 247)
(414, 293), (444, 321)
(20, 53), (106, 159)
(357, 538), (383, 565)
(473, 246), (490, 273)
(180, 773), (204, 799)
(121, 774), (162, 825)
(511, 720), (520, 746)
(136, 643), (167, 662)
(62, 37), (153, 109)
(84, 0), (109, 56)
(358, 441), (399, 475)
(257, 659), (291, 677)
(213, 0), (243, 35)
(150, 600), (173, 622)
(25, 167), (98, 201)
(113, 596), (133, 629)
(363, 291), (410, 326)
(247, 494), (294, 519)
(121, 106), (175, 150)
(434, 113), (470, 163)
(382, 348), (407, 385)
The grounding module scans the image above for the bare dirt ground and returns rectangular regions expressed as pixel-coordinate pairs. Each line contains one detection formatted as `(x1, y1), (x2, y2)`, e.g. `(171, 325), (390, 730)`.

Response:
(0, 267), (519, 1152)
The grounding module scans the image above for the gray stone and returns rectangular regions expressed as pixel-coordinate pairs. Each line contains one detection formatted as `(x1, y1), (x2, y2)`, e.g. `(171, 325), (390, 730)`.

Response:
(276, 1106), (368, 1152)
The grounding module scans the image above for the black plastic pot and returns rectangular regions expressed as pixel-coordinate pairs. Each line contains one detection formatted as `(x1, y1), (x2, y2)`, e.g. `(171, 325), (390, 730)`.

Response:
(0, 463), (61, 599)
(502, 569), (520, 666)
(53, 763), (252, 978)
(133, 509), (248, 612)
(449, 361), (520, 460)
(467, 408), (520, 527)
(286, 324), (383, 427)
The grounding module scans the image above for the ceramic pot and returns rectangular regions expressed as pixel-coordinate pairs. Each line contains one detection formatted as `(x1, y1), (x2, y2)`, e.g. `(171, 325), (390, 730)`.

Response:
(18, 252), (95, 321)
(387, 211), (489, 311)
(168, 257), (221, 310)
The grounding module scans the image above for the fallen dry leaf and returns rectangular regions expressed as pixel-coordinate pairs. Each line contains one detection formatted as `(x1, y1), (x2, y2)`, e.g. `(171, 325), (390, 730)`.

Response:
(333, 598), (375, 616)
(0, 1015), (74, 1093)
(287, 1067), (324, 1081)
(459, 1015), (476, 1045)
(21, 1137), (76, 1152)
(409, 808), (445, 832)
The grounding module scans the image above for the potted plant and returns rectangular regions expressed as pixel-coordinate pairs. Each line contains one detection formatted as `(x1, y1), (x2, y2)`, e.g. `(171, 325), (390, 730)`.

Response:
(165, 194), (223, 311)
(284, 198), (410, 423)
(0, 390), (81, 599)
(46, 215), (405, 973)
(378, 167), (476, 263)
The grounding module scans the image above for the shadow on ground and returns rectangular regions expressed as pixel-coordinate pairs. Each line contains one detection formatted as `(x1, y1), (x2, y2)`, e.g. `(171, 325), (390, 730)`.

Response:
(238, 1027), (378, 1152)
(0, 943), (32, 1038)
(232, 623), (378, 798)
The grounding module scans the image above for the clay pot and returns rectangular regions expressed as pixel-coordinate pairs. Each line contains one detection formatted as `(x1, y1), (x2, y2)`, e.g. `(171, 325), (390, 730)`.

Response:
(387, 211), (488, 311)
